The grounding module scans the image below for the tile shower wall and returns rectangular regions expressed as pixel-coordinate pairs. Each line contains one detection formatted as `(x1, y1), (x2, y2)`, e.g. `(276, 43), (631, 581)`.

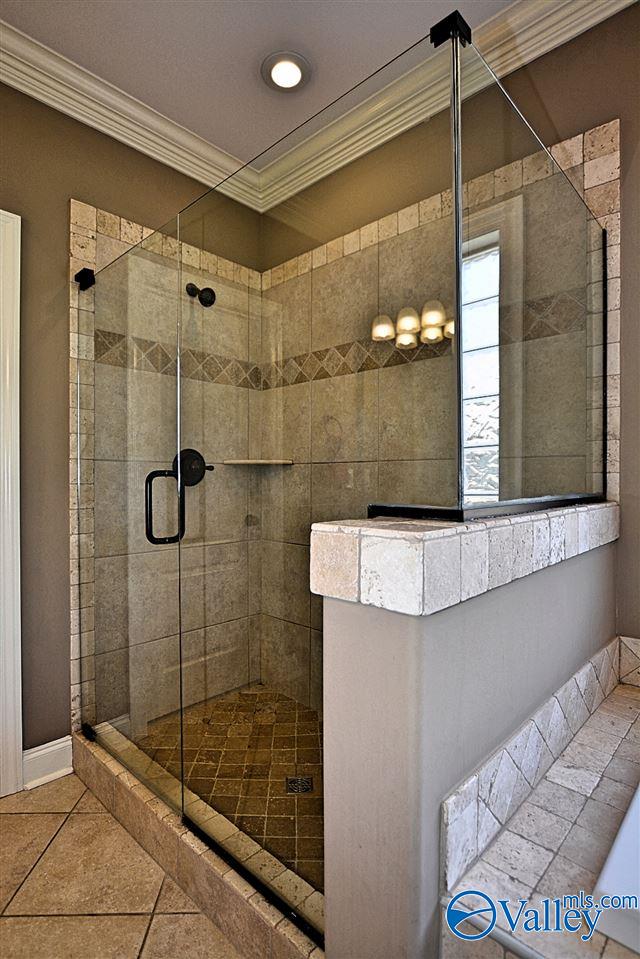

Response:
(73, 216), (263, 736)
(254, 216), (458, 705)
(70, 121), (621, 733)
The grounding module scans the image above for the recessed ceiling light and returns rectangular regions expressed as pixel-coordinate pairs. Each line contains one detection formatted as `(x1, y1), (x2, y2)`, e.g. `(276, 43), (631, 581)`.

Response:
(261, 51), (311, 91)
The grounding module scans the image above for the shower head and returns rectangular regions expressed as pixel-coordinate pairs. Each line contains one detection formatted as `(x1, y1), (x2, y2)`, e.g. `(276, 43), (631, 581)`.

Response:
(186, 283), (216, 308)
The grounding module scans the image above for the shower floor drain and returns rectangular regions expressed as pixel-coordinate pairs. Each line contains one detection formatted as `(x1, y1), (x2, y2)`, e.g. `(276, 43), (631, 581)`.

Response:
(286, 776), (313, 794)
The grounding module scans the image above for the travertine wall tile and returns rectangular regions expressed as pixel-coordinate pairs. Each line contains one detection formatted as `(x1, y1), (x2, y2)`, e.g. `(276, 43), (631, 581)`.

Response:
(442, 638), (623, 893)
(360, 535), (423, 615)
(309, 530), (359, 603)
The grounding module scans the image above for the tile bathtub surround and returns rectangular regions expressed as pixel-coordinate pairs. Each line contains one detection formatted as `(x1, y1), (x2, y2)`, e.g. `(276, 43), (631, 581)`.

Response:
(442, 636), (621, 892)
(310, 503), (619, 617)
(446, 684), (640, 959)
(0, 772), (243, 959)
(71, 734), (323, 959)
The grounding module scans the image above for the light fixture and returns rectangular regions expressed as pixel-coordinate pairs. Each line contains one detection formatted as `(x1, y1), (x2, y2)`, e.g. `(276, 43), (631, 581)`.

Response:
(421, 325), (444, 344)
(396, 307), (420, 334)
(261, 51), (311, 91)
(371, 314), (395, 341)
(444, 320), (456, 338)
(421, 299), (446, 328)
(396, 331), (418, 350)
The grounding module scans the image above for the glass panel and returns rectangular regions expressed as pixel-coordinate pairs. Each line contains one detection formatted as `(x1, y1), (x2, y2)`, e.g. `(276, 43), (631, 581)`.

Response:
(463, 446), (499, 496)
(461, 346), (500, 398)
(461, 247), (499, 303)
(461, 297), (499, 351)
(459, 41), (605, 505)
(82, 21), (607, 946)
(171, 31), (456, 933)
(91, 219), (183, 807)
(463, 396), (499, 446)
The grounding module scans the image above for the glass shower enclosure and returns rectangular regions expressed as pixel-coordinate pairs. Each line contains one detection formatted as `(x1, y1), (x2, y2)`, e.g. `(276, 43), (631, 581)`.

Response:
(76, 10), (606, 943)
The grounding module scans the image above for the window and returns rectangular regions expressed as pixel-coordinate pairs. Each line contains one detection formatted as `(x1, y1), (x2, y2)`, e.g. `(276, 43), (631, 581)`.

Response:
(461, 244), (500, 503)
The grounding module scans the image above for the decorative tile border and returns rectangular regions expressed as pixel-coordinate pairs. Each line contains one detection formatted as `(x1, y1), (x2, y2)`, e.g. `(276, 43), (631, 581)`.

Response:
(72, 733), (323, 959)
(95, 329), (263, 389)
(94, 326), (452, 389)
(441, 636), (621, 892)
(310, 502), (620, 617)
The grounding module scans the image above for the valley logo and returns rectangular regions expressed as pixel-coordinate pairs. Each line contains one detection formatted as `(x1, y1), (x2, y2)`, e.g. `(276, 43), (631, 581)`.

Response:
(446, 889), (638, 943)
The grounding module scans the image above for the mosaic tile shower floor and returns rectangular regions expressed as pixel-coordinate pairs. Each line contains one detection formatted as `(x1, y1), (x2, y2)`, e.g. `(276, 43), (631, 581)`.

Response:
(137, 684), (324, 892)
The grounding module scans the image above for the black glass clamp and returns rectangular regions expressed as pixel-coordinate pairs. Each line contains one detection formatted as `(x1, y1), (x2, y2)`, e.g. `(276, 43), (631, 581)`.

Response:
(74, 267), (95, 291)
(430, 10), (472, 48)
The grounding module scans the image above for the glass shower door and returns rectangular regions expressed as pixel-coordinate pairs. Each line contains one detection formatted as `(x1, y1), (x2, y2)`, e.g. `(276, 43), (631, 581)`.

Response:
(93, 220), (184, 810)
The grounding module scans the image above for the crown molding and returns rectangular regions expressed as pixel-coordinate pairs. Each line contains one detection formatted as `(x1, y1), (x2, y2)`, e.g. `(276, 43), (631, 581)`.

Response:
(0, 21), (260, 207)
(257, 0), (633, 210)
(0, 0), (633, 214)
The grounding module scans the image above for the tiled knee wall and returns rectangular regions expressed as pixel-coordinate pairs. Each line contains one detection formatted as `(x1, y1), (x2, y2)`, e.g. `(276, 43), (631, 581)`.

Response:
(441, 636), (624, 893)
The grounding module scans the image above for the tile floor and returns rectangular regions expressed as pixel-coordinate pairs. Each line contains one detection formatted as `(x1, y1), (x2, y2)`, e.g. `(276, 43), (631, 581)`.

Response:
(137, 683), (324, 891)
(0, 773), (243, 958)
(451, 683), (640, 958)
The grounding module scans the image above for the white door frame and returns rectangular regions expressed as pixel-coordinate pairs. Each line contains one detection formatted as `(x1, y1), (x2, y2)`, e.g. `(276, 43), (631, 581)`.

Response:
(0, 209), (23, 797)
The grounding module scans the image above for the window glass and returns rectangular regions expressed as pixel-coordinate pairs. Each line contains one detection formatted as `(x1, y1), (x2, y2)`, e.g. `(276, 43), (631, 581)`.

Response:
(461, 245), (500, 503)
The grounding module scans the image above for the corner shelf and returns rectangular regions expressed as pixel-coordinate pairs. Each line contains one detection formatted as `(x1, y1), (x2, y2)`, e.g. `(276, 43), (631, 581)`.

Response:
(222, 459), (294, 466)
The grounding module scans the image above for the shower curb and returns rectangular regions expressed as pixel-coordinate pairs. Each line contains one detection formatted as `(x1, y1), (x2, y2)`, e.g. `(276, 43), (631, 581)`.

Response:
(72, 733), (324, 959)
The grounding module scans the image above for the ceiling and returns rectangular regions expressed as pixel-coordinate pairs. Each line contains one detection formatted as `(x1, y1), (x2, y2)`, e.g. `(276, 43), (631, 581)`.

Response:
(0, 0), (512, 163)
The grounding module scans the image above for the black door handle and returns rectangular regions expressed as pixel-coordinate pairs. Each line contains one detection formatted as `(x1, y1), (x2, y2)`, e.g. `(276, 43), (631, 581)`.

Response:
(144, 449), (213, 545)
(144, 469), (185, 545)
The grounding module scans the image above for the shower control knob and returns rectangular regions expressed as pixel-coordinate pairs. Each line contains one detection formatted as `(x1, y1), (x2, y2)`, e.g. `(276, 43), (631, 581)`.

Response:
(172, 449), (214, 487)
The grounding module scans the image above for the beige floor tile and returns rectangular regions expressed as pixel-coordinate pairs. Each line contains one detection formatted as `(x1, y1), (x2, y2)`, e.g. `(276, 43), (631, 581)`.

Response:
(0, 775), (85, 814)
(0, 915), (148, 958)
(576, 797), (625, 842)
(483, 829), (553, 887)
(603, 755), (640, 788)
(528, 778), (586, 821)
(72, 790), (108, 814)
(5, 813), (163, 915)
(508, 801), (572, 853)
(155, 876), (199, 913)
(140, 913), (242, 958)
(536, 853), (597, 899)
(0, 813), (65, 911)
(558, 823), (611, 874)
(591, 775), (635, 811)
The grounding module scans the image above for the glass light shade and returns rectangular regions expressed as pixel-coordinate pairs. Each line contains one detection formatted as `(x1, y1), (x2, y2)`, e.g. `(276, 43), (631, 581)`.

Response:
(421, 325), (444, 344)
(421, 299), (446, 327)
(271, 60), (303, 88)
(371, 314), (395, 341)
(396, 306), (420, 334)
(396, 331), (418, 350)
(444, 320), (456, 338)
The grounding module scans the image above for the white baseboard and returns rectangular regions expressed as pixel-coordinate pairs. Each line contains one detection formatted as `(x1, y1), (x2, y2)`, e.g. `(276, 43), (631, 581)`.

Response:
(23, 735), (73, 789)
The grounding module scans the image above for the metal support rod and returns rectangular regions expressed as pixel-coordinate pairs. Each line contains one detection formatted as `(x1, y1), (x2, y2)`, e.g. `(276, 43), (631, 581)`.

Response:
(450, 33), (464, 510)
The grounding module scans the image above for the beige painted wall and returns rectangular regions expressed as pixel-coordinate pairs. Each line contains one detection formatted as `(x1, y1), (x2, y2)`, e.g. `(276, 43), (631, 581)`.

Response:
(0, 84), (259, 749)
